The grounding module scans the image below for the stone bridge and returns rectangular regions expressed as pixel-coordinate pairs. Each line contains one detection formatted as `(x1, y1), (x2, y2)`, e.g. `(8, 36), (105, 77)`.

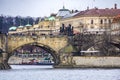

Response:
(0, 33), (120, 69)
(8, 35), (68, 53)
(72, 33), (120, 56)
(0, 34), (69, 69)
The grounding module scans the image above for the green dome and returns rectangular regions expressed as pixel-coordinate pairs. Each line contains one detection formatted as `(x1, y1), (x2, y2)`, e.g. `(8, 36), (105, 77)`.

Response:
(18, 25), (24, 28)
(44, 17), (49, 21)
(25, 24), (32, 27)
(9, 26), (17, 31)
(48, 16), (55, 21)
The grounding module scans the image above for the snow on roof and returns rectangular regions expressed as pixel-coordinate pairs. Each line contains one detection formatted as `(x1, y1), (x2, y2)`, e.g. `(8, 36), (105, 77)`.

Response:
(9, 26), (17, 31)
(57, 10), (70, 17)
(25, 24), (32, 27)
(63, 12), (79, 19)
(18, 25), (24, 28)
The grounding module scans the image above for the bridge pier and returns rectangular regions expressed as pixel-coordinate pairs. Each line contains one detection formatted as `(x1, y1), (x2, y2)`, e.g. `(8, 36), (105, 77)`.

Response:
(0, 52), (11, 70)
(54, 53), (75, 68)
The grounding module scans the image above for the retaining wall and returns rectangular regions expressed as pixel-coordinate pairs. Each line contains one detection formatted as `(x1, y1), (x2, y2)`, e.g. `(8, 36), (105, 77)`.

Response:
(73, 57), (120, 68)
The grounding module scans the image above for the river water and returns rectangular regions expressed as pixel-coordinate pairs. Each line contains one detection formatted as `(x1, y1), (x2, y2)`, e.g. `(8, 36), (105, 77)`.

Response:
(0, 65), (120, 80)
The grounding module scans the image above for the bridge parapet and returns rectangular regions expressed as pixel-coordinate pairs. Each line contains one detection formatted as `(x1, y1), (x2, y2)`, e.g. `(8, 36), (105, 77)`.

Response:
(8, 35), (68, 53)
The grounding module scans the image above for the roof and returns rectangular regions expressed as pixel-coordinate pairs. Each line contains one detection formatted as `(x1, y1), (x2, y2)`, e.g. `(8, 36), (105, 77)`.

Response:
(57, 6), (70, 17)
(63, 12), (79, 19)
(59, 6), (69, 11)
(74, 8), (120, 17)
(57, 11), (70, 17)
(112, 14), (120, 23)
(59, 8), (70, 11)
(25, 24), (32, 27)
(18, 25), (24, 28)
(9, 26), (17, 31)
(48, 16), (55, 21)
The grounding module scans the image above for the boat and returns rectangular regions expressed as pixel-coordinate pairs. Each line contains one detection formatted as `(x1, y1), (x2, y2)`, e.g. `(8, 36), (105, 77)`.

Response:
(21, 58), (54, 65)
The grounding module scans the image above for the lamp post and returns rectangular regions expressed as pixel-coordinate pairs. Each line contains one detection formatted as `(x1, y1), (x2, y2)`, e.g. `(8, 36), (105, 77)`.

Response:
(33, 28), (35, 35)
(27, 28), (29, 35)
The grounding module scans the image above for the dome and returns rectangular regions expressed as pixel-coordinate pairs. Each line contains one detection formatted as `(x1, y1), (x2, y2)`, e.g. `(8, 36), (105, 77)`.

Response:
(57, 6), (70, 17)
(48, 16), (55, 21)
(25, 24), (32, 27)
(59, 8), (69, 11)
(18, 25), (24, 28)
(9, 26), (17, 31)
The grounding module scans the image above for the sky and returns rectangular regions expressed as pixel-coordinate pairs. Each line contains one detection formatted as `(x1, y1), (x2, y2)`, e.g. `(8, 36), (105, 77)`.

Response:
(0, 0), (120, 17)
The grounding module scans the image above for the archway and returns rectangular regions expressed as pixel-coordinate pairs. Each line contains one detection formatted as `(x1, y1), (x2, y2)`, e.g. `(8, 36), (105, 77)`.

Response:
(83, 40), (120, 56)
(8, 42), (59, 66)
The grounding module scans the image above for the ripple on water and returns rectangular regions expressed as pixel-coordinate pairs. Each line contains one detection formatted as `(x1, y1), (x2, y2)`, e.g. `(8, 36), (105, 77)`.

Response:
(0, 65), (120, 80)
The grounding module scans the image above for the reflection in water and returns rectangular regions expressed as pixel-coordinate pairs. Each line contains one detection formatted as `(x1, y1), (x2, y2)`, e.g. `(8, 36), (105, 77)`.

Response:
(0, 65), (120, 80)
(11, 65), (53, 69)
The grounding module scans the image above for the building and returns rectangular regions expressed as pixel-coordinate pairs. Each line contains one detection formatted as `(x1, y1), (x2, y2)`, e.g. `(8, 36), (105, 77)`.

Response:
(60, 4), (120, 34)
(56, 6), (70, 17)
(9, 6), (70, 35)
(9, 4), (120, 35)
(111, 14), (120, 35)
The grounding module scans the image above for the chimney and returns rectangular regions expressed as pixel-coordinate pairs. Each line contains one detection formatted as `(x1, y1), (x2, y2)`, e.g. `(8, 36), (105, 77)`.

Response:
(87, 6), (89, 10)
(71, 10), (74, 13)
(114, 3), (117, 9)
(75, 10), (78, 12)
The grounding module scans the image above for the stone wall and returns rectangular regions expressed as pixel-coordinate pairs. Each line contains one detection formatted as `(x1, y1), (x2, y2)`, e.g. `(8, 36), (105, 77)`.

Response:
(0, 53), (11, 70)
(8, 36), (68, 53)
(73, 57), (120, 68)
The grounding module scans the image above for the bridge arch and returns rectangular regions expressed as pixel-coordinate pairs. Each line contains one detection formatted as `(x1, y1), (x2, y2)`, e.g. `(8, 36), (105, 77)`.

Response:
(8, 42), (60, 65)
(84, 40), (120, 56)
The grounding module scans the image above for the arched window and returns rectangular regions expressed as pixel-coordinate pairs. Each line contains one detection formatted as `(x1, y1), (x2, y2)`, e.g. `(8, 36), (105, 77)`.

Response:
(100, 19), (103, 24)
(104, 19), (107, 23)
(91, 20), (94, 24)
(109, 19), (111, 23)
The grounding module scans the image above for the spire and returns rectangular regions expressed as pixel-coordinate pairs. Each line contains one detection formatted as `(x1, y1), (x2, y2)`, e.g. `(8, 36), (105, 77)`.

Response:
(27, 18), (29, 24)
(63, 5), (65, 9)
(63, 2), (65, 9)
(19, 18), (21, 26)
(114, 3), (117, 9)
(13, 18), (16, 26)
(87, 6), (89, 10)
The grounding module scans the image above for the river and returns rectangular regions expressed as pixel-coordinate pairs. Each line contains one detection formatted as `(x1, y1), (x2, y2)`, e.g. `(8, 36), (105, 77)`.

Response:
(0, 65), (120, 80)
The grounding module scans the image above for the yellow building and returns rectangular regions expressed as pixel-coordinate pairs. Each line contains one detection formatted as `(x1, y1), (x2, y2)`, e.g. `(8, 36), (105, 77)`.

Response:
(111, 14), (120, 35)
(60, 4), (120, 34)
(9, 4), (120, 35)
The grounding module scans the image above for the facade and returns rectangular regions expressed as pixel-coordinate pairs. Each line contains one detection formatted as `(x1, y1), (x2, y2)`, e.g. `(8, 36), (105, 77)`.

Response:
(9, 16), (56, 35)
(60, 4), (120, 34)
(9, 6), (70, 35)
(111, 14), (120, 35)
(9, 4), (120, 35)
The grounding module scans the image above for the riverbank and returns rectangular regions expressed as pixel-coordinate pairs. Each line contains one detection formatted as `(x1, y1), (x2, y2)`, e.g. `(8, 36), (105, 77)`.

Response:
(55, 56), (120, 68)
(1, 56), (120, 69)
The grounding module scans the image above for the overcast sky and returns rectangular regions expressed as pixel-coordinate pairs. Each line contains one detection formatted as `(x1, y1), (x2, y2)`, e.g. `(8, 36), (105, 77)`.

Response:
(0, 0), (120, 17)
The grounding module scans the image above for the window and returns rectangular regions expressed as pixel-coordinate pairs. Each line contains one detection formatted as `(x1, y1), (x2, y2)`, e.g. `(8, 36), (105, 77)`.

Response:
(100, 19), (103, 24)
(104, 19), (107, 23)
(109, 19), (111, 23)
(91, 26), (94, 29)
(91, 20), (94, 24)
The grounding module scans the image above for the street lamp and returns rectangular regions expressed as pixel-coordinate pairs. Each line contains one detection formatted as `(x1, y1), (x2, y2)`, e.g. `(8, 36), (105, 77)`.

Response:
(27, 27), (30, 35)
(33, 28), (35, 35)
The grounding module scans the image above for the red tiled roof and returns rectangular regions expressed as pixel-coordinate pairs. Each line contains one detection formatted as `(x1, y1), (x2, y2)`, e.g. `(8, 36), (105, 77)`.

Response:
(112, 14), (120, 23)
(74, 8), (120, 17)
